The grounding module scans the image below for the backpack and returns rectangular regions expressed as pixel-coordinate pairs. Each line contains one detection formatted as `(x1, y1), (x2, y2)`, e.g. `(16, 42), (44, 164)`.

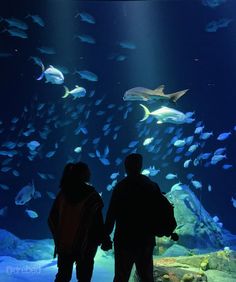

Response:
(151, 190), (177, 237)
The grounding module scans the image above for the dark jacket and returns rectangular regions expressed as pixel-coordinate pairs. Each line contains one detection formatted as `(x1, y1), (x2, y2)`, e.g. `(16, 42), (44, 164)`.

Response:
(105, 174), (162, 250)
(48, 182), (105, 257)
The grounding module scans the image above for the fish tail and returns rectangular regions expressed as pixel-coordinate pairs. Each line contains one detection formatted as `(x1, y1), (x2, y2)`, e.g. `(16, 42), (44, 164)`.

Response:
(62, 86), (70, 98)
(36, 62), (45, 80)
(167, 89), (188, 102)
(140, 104), (150, 121)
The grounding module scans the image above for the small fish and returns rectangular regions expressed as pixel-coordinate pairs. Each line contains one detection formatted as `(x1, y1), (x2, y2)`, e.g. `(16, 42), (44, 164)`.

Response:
(198, 152), (212, 160)
(0, 206), (8, 217)
(214, 147), (226, 155)
(25, 209), (38, 219)
(128, 140), (139, 148)
(183, 159), (192, 168)
(75, 70), (98, 82)
(211, 154), (226, 165)
(62, 85), (86, 99)
(99, 158), (110, 166)
(26, 14), (45, 27)
(217, 132), (231, 141)
(231, 197), (236, 208)
(2, 28), (28, 39)
(186, 173), (194, 180)
(76, 12), (96, 24)
(208, 184), (212, 192)
(110, 172), (119, 180)
(119, 41), (136, 49)
(75, 34), (96, 44)
(165, 173), (178, 180)
(47, 191), (56, 200)
(29, 56), (43, 67)
(27, 140), (40, 151)
(202, 0), (226, 8)
(200, 132), (213, 140)
(185, 136), (194, 145)
(171, 182), (183, 191)
(191, 180), (202, 189)
(37, 46), (56, 55)
(174, 139), (186, 147)
(115, 158), (122, 166)
(12, 170), (20, 177)
(194, 126), (204, 134)
(15, 181), (36, 205)
(74, 146), (82, 153)
(45, 151), (56, 158)
(143, 137), (154, 146)
(0, 184), (10, 190)
(0, 17), (28, 30)
(222, 164), (233, 170)
(188, 143), (199, 153)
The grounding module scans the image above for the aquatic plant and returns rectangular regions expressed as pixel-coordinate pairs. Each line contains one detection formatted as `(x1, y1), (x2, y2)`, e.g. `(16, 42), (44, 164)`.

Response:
(200, 255), (209, 271)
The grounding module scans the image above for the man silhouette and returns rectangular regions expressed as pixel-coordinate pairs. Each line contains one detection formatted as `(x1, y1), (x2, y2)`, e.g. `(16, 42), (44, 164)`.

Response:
(103, 153), (163, 282)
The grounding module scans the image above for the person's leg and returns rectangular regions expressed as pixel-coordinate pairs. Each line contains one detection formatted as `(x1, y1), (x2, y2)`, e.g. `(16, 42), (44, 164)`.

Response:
(134, 245), (154, 282)
(113, 243), (135, 282)
(55, 254), (74, 282)
(75, 245), (98, 282)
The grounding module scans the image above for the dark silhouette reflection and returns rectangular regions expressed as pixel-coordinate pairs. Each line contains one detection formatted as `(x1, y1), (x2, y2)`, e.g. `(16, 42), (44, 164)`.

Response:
(103, 153), (176, 282)
(48, 162), (109, 282)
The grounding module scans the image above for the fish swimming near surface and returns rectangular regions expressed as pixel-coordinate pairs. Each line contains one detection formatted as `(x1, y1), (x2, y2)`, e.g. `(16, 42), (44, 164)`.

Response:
(139, 104), (194, 124)
(62, 86), (86, 99)
(37, 64), (64, 84)
(123, 85), (188, 103)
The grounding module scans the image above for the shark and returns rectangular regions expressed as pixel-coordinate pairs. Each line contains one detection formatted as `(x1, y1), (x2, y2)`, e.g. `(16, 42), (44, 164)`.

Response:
(123, 85), (188, 103)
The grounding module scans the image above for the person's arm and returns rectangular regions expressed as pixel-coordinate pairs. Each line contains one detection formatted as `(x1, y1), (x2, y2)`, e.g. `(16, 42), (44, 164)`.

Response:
(48, 193), (61, 256)
(104, 189), (117, 236)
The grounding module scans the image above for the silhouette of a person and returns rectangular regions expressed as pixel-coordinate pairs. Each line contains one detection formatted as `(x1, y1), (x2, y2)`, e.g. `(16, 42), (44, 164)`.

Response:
(103, 153), (163, 282)
(48, 162), (109, 282)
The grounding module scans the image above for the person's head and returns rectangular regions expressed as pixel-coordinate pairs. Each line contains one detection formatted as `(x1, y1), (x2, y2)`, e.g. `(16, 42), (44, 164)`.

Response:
(124, 153), (143, 175)
(60, 161), (90, 190)
(73, 162), (91, 183)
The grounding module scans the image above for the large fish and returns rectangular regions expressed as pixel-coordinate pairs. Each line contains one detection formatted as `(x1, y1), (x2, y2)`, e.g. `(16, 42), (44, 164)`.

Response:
(123, 85), (188, 103)
(37, 64), (64, 84)
(140, 104), (194, 124)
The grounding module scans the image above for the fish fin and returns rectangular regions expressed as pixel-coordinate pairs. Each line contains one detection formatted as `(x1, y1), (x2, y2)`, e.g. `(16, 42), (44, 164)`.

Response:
(62, 86), (70, 98)
(36, 62), (45, 80)
(139, 104), (150, 121)
(36, 72), (44, 80)
(154, 85), (165, 93)
(166, 89), (188, 102)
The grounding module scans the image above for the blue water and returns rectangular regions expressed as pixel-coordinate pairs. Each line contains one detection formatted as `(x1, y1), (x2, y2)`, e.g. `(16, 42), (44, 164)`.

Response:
(0, 0), (236, 243)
